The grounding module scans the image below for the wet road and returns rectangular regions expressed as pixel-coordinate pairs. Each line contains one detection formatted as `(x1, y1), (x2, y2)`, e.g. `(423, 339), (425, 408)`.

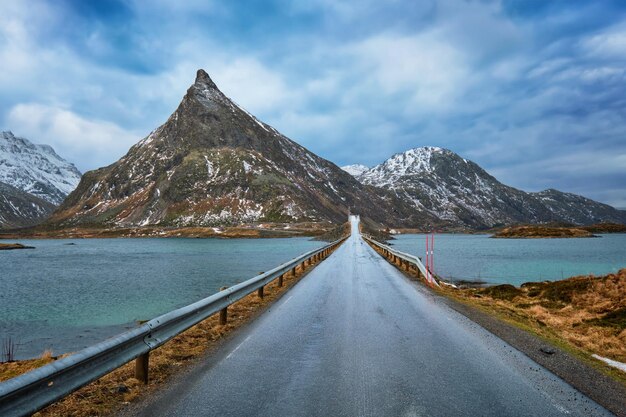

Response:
(130, 216), (614, 417)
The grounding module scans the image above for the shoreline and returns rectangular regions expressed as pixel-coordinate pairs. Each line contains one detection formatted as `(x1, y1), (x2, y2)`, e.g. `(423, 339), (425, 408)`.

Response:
(0, 223), (336, 241)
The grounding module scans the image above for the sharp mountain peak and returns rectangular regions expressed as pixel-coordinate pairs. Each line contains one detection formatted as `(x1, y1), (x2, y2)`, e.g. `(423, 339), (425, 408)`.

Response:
(194, 69), (218, 90)
(48, 69), (413, 229)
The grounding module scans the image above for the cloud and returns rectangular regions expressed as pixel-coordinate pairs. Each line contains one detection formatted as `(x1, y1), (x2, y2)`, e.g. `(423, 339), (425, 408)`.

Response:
(582, 23), (626, 59)
(0, 0), (625, 208)
(6, 103), (141, 172)
(347, 33), (469, 112)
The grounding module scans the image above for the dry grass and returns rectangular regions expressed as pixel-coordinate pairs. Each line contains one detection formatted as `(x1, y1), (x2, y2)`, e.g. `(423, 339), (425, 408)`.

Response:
(0, 354), (59, 383)
(0, 246), (340, 417)
(448, 269), (626, 363)
(492, 225), (596, 238)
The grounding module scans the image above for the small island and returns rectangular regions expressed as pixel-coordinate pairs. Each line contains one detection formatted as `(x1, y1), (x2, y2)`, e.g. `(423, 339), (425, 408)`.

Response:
(0, 243), (35, 250)
(581, 223), (626, 233)
(492, 225), (598, 239)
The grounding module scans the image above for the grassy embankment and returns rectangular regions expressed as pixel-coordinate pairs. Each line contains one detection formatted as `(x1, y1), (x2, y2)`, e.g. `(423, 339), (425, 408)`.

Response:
(314, 221), (351, 242)
(452, 270), (626, 365)
(0, 237), (347, 417)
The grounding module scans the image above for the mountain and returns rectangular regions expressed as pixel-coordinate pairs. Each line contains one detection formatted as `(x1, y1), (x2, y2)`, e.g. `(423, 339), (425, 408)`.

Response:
(353, 147), (626, 229)
(341, 164), (369, 177)
(48, 70), (420, 228)
(531, 189), (626, 225)
(0, 131), (82, 205)
(0, 181), (56, 229)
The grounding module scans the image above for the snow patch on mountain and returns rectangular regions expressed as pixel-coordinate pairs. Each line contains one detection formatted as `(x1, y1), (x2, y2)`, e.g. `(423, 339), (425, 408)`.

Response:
(341, 164), (369, 177)
(358, 147), (453, 185)
(0, 131), (82, 205)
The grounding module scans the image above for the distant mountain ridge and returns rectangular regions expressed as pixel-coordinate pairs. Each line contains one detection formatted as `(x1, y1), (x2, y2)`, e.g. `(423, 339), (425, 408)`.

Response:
(0, 131), (81, 228)
(349, 146), (626, 228)
(0, 131), (82, 205)
(0, 181), (56, 229)
(48, 70), (421, 228)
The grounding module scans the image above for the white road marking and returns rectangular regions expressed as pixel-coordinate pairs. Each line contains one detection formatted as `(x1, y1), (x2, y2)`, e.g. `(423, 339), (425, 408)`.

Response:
(226, 335), (252, 360)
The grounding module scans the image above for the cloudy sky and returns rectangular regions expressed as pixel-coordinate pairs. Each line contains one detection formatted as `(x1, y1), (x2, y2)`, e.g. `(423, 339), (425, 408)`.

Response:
(1, 0), (625, 207)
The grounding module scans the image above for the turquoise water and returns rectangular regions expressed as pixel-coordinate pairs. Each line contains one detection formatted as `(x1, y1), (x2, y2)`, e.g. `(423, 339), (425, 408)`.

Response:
(392, 234), (626, 287)
(0, 238), (323, 359)
(2, 234), (625, 360)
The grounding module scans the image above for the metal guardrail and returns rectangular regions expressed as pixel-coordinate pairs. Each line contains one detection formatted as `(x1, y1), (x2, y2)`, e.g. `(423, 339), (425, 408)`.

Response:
(362, 234), (439, 287)
(0, 236), (347, 417)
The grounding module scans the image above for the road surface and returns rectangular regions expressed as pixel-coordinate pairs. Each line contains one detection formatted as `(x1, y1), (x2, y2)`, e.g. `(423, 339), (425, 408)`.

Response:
(129, 216), (614, 417)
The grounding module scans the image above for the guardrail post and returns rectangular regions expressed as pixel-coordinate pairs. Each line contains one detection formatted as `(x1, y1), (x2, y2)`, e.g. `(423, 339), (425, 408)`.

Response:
(219, 307), (228, 325)
(135, 352), (149, 384)
(278, 273), (284, 287)
(258, 286), (264, 299)
(291, 267), (296, 276)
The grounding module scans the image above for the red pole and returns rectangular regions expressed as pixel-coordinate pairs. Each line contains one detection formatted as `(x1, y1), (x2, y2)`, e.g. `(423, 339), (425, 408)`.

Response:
(425, 233), (429, 282)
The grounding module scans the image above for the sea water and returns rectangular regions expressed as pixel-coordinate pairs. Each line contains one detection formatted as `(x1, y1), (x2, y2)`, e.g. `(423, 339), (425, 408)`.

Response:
(392, 233), (626, 287)
(0, 237), (323, 359)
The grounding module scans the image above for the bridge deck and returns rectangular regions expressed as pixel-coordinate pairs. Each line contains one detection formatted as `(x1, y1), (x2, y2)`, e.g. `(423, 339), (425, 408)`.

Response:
(127, 217), (613, 417)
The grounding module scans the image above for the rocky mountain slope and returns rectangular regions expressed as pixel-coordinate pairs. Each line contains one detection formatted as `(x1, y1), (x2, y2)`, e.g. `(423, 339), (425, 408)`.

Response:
(531, 189), (626, 225)
(352, 147), (626, 229)
(0, 181), (56, 229)
(0, 131), (82, 205)
(48, 70), (421, 228)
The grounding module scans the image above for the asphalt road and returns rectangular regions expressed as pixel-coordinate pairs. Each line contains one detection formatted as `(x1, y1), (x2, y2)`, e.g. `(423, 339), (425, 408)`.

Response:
(129, 216), (614, 417)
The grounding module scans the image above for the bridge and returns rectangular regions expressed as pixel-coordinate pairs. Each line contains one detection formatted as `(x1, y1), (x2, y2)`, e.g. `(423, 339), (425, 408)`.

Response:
(0, 216), (620, 416)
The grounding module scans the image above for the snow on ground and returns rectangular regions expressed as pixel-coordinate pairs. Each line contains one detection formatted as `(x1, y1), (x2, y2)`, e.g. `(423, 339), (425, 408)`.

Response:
(592, 354), (626, 373)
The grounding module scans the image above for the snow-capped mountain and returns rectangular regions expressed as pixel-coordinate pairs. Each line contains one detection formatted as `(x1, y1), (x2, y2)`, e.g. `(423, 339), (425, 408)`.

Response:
(0, 131), (82, 205)
(49, 70), (419, 228)
(353, 147), (626, 228)
(0, 181), (56, 229)
(341, 164), (369, 177)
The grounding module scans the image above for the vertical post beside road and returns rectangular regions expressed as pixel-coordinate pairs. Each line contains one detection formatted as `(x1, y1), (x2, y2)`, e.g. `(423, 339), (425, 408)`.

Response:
(278, 274), (284, 287)
(135, 352), (149, 384)
(257, 286), (264, 299)
(219, 307), (228, 325)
